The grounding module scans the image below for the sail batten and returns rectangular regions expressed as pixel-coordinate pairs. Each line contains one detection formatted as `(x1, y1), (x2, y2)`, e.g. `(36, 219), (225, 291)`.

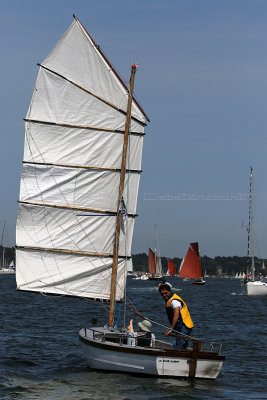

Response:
(22, 161), (142, 174)
(17, 246), (112, 257)
(24, 119), (145, 136)
(18, 200), (138, 217)
(16, 18), (147, 301)
(17, 246), (131, 259)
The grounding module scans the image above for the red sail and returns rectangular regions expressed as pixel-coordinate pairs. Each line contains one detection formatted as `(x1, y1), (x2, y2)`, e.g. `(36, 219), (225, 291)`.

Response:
(179, 242), (203, 279)
(148, 248), (157, 275)
(167, 259), (176, 276)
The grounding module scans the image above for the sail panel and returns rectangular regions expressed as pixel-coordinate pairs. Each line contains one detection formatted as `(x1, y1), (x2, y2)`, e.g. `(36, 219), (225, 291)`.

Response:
(168, 259), (176, 276)
(42, 20), (146, 123)
(16, 204), (134, 256)
(27, 68), (144, 134)
(148, 248), (156, 275)
(16, 248), (128, 300)
(24, 122), (143, 170)
(20, 164), (140, 215)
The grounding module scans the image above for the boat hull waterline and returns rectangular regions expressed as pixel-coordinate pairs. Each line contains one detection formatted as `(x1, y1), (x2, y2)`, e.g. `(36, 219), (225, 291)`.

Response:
(79, 327), (224, 379)
(246, 281), (267, 295)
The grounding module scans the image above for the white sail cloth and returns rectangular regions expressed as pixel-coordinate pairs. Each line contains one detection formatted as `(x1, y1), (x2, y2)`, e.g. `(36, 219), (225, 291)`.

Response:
(17, 204), (134, 255)
(16, 19), (147, 300)
(16, 248), (127, 300)
(19, 164), (140, 214)
(24, 122), (143, 170)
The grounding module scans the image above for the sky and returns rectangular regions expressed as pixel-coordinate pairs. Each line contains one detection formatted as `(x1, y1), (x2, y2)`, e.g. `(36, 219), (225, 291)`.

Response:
(1, 0), (267, 258)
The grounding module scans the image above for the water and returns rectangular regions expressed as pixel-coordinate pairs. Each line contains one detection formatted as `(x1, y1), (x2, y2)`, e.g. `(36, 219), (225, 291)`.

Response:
(1, 275), (266, 399)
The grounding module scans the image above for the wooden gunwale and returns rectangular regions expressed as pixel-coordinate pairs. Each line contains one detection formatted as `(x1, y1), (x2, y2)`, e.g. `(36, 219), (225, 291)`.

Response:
(78, 333), (225, 361)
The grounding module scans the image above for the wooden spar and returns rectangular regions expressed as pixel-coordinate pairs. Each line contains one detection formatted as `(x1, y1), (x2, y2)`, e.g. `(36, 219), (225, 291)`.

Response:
(17, 245), (131, 260)
(17, 245), (112, 257)
(24, 118), (145, 136)
(108, 65), (137, 327)
(18, 200), (137, 217)
(23, 160), (141, 174)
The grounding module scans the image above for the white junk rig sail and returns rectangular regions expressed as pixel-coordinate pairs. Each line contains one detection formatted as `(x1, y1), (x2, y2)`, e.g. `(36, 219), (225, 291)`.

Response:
(16, 16), (147, 304)
(16, 16), (225, 379)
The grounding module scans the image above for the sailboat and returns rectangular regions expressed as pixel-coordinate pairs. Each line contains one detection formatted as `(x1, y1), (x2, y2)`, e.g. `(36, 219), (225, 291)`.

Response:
(15, 15), (225, 379)
(148, 248), (163, 280)
(167, 259), (176, 276)
(179, 242), (206, 284)
(0, 221), (15, 274)
(148, 225), (163, 280)
(244, 167), (267, 295)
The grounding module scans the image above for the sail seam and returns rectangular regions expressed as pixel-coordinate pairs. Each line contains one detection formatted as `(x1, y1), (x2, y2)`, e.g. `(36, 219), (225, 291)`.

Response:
(24, 119), (145, 137)
(38, 63), (146, 127)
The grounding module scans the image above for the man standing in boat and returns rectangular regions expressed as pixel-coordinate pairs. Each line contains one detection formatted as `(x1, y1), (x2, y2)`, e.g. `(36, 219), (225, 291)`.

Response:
(158, 283), (194, 349)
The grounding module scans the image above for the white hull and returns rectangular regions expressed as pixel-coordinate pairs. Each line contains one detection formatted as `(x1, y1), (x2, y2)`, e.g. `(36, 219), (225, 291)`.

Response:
(192, 279), (206, 285)
(140, 274), (149, 280)
(79, 327), (224, 379)
(246, 281), (267, 295)
(0, 268), (15, 274)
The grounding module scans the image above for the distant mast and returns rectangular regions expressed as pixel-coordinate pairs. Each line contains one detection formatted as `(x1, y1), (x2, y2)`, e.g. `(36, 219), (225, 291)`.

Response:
(247, 167), (255, 281)
(154, 224), (162, 276)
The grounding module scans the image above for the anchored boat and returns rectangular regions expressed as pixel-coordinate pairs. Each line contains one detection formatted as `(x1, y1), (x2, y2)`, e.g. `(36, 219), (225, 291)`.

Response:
(15, 15), (224, 379)
(243, 167), (267, 295)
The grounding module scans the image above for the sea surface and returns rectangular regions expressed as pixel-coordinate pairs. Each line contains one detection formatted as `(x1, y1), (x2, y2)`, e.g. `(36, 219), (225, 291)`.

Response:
(1, 275), (266, 400)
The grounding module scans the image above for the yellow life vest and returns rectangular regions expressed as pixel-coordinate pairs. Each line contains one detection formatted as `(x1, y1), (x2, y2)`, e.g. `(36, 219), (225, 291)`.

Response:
(166, 293), (194, 329)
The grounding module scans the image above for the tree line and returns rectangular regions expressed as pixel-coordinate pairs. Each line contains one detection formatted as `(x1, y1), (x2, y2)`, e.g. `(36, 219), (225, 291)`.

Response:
(132, 253), (266, 276)
(2, 247), (266, 276)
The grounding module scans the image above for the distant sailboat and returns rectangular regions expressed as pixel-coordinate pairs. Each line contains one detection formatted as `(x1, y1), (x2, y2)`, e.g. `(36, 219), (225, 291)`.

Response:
(244, 167), (267, 295)
(0, 221), (15, 274)
(148, 248), (162, 279)
(179, 242), (205, 285)
(148, 225), (163, 280)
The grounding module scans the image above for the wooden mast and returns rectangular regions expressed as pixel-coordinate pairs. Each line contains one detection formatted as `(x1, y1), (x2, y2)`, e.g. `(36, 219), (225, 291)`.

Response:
(108, 65), (137, 327)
